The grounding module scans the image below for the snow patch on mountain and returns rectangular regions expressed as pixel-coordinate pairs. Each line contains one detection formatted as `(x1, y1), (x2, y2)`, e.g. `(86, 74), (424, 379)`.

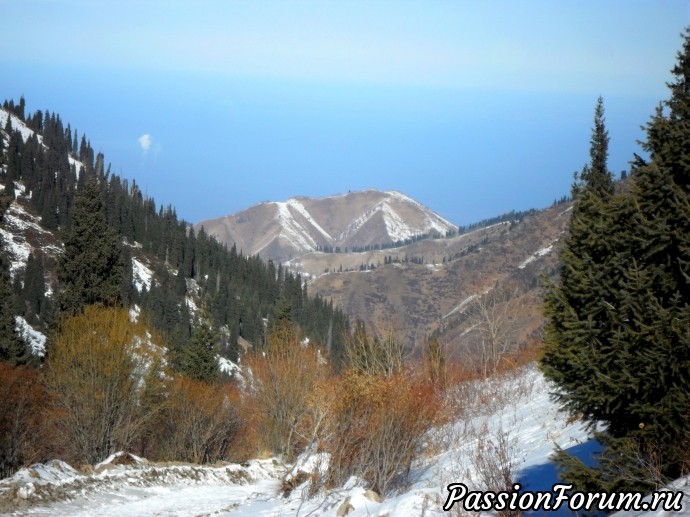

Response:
(131, 257), (152, 292)
(386, 189), (455, 235)
(286, 198), (333, 240)
(273, 201), (318, 252)
(0, 109), (42, 145)
(519, 239), (558, 269)
(0, 217), (33, 278)
(15, 316), (47, 357)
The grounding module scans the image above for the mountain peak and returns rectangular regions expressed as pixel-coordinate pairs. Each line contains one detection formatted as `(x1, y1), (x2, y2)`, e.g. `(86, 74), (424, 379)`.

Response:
(196, 189), (456, 263)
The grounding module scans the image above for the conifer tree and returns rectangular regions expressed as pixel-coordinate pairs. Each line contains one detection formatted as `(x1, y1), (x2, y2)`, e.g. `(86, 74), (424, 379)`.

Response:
(175, 317), (220, 383)
(0, 253), (28, 365)
(58, 180), (124, 314)
(541, 30), (690, 491)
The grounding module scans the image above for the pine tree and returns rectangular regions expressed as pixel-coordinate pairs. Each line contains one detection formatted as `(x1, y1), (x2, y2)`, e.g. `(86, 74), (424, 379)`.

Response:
(541, 30), (690, 491)
(58, 180), (124, 314)
(176, 317), (220, 383)
(0, 253), (28, 365)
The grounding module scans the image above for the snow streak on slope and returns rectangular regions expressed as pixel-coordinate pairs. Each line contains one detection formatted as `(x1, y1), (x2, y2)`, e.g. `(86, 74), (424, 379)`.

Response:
(518, 238), (558, 269)
(271, 201), (319, 253)
(131, 257), (152, 292)
(14, 316), (47, 357)
(0, 109), (42, 145)
(385, 189), (455, 235)
(286, 199), (333, 240)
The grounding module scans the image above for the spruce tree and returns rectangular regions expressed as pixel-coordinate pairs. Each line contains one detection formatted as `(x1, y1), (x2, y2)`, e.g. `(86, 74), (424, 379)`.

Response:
(176, 317), (220, 383)
(58, 180), (124, 314)
(0, 253), (28, 365)
(541, 30), (690, 491)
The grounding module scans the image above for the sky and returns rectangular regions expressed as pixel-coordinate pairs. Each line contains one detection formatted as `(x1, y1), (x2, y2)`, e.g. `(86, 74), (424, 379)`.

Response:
(1, 1), (688, 226)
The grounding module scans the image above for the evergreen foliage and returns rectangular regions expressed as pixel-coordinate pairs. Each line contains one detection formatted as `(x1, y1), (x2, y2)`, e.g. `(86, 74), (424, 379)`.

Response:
(540, 30), (690, 491)
(58, 180), (124, 314)
(175, 317), (220, 382)
(0, 252), (28, 365)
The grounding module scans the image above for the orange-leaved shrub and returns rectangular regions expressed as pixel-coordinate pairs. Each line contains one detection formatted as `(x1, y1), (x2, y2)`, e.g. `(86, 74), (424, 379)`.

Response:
(323, 369), (445, 496)
(155, 376), (242, 464)
(0, 363), (45, 477)
(43, 305), (168, 465)
(244, 320), (326, 460)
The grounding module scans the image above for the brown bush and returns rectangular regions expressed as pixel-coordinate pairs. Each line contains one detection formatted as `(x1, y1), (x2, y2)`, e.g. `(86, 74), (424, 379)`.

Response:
(155, 376), (242, 464)
(43, 305), (168, 465)
(324, 370), (444, 496)
(244, 322), (326, 460)
(0, 363), (45, 477)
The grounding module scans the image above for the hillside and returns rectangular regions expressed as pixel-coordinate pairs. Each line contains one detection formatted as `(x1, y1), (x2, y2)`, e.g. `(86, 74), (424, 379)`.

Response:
(298, 202), (570, 354)
(0, 100), (348, 364)
(196, 189), (457, 263)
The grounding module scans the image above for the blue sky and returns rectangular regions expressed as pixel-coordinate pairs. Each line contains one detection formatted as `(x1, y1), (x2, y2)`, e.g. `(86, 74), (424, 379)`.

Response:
(1, 1), (687, 225)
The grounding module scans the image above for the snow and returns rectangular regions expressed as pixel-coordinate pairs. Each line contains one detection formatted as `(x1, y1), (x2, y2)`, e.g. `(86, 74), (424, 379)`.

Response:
(14, 316), (47, 357)
(3, 366), (687, 516)
(0, 209), (33, 278)
(218, 355), (241, 377)
(0, 109), (42, 145)
(385, 189), (455, 235)
(443, 294), (477, 320)
(0, 197), (63, 277)
(131, 257), (152, 292)
(273, 201), (319, 252)
(518, 240), (558, 269)
(67, 155), (83, 179)
(286, 198), (333, 240)
(557, 205), (574, 218)
(129, 304), (141, 323)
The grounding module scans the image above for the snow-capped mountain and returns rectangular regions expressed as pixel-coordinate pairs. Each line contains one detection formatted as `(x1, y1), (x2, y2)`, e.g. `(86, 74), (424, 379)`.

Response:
(195, 189), (457, 263)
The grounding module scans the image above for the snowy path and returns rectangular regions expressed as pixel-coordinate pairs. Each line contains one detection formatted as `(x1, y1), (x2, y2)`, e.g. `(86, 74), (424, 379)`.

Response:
(17, 479), (284, 517)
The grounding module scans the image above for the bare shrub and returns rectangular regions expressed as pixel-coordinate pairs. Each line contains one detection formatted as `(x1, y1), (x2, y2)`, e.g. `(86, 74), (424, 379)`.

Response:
(245, 321), (326, 460)
(471, 423), (521, 517)
(0, 363), (44, 477)
(462, 286), (522, 377)
(324, 370), (444, 496)
(156, 376), (242, 464)
(43, 305), (167, 465)
(344, 323), (407, 378)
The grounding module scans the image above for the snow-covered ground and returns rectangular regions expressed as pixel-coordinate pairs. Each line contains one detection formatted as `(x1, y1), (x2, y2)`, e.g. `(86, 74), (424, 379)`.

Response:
(1, 366), (686, 516)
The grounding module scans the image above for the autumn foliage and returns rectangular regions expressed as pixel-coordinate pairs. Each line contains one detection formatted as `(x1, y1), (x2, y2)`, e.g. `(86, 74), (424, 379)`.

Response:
(0, 364), (44, 478)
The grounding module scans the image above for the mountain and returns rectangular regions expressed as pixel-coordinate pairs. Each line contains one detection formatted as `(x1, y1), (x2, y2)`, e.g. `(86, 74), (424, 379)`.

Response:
(195, 189), (457, 263)
(195, 176), (570, 354)
(304, 201), (571, 352)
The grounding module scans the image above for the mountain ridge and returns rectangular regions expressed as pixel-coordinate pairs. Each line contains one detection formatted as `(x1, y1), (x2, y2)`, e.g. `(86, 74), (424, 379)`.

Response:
(195, 189), (457, 263)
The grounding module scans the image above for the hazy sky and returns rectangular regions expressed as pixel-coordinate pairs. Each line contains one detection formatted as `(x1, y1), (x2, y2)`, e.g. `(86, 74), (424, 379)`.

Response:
(2, 1), (687, 225)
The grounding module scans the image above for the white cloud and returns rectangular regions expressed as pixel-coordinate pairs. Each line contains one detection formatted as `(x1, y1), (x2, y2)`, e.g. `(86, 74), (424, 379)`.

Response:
(138, 134), (152, 154)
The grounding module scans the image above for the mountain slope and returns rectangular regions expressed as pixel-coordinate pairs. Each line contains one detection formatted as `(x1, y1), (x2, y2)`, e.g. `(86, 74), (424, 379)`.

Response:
(195, 189), (457, 263)
(305, 202), (572, 352)
(0, 100), (348, 364)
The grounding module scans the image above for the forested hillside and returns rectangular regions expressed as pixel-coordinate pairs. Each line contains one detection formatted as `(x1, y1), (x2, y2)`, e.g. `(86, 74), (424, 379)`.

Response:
(0, 98), (349, 366)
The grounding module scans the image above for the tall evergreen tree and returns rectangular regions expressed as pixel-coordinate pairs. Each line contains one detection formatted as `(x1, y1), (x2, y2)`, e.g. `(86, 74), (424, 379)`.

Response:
(0, 253), (28, 365)
(541, 30), (690, 491)
(58, 180), (124, 314)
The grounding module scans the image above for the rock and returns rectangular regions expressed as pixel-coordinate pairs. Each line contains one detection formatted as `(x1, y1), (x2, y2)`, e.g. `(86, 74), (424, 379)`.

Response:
(363, 489), (383, 503)
(336, 496), (354, 516)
